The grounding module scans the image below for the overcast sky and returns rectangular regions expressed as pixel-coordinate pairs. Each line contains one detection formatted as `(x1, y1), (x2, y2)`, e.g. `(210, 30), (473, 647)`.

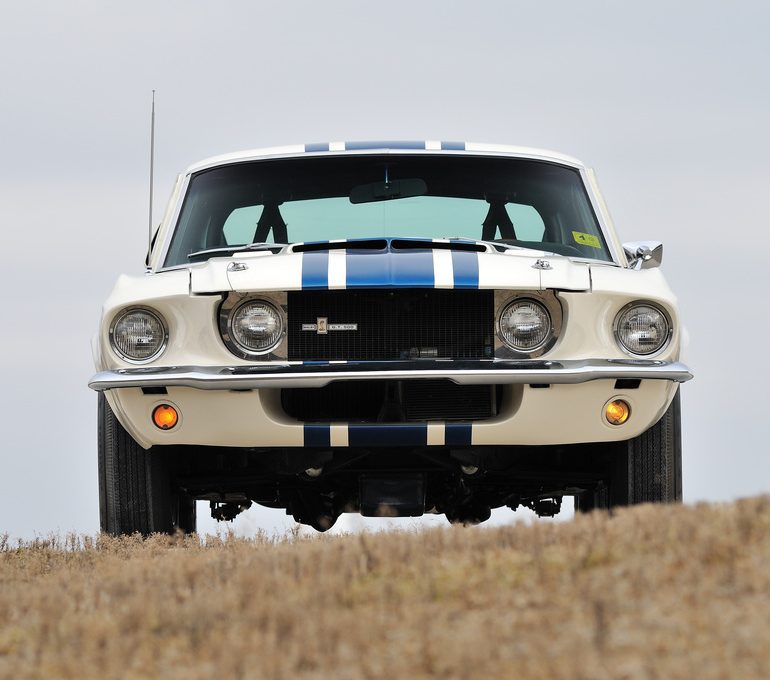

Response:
(1, 1), (768, 538)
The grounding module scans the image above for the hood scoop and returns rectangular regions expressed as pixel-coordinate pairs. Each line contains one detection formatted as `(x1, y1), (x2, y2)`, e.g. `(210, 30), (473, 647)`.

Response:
(293, 239), (387, 253)
(291, 238), (486, 254)
(190, 237), (591, 294)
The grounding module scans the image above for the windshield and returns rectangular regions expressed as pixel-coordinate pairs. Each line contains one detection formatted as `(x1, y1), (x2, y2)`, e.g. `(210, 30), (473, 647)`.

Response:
(164, 155), (611, 267)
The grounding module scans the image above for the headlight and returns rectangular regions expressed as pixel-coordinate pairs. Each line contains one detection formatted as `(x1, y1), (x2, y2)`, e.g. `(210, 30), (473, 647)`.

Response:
(229, 300), (283, 354)
(498, 299), (551, 351)
(109, 307), (168, 363)
(614, 302), (671, 356)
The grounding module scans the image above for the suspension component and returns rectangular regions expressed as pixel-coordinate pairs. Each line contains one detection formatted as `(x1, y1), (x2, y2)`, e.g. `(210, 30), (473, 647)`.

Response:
(210, 500), (252, 522)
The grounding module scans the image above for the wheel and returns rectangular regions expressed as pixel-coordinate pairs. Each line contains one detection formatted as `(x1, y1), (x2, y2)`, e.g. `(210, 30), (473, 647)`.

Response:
(98, 393), (196, 535)
(575, 389), (682, 512)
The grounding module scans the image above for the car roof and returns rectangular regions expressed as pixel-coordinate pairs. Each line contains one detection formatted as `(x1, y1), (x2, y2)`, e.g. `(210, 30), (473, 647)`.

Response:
(185, 141), (586, 175)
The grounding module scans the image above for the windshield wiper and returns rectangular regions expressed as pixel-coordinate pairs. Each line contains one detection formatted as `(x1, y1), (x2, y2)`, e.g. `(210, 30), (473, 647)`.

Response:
(187, 242), (288, 261)
(439, 237), (560, 256)
(482, 239), (561, 257)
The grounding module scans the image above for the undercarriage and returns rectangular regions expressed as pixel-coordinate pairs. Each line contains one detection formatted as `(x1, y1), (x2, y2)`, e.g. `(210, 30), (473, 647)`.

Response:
(166, 443), (619, 531)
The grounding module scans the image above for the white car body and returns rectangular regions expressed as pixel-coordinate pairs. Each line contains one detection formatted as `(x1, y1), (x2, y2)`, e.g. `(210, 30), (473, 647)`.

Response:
(90, 141), (692, 532)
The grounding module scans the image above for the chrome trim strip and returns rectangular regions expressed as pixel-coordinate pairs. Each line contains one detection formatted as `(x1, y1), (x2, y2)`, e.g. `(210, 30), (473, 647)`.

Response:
(578, 166), (622, 266)
(154, 172), (191, 272)
(89, 359), (693, 392)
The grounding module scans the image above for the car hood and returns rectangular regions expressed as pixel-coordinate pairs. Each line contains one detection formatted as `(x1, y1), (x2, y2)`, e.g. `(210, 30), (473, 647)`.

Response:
(189, 239), (592, 293)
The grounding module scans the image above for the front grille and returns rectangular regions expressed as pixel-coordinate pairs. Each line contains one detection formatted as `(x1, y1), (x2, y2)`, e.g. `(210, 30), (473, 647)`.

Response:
(281, 380), (498, 422)
(287, 289), (494, 361)
(402, 380), (495, 420)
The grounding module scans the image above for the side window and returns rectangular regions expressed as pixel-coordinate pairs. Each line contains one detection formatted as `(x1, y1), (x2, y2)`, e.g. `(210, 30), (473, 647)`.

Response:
(505, 203), (545, 241)
(222, 206), (263, 245)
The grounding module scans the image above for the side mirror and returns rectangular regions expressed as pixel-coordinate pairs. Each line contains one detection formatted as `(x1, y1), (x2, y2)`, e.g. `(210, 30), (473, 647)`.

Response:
(622, 240), (663, 270)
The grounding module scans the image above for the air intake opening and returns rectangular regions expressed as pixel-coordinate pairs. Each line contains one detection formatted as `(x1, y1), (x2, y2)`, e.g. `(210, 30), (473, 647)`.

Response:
(292, 240), (387, 252)
(390, 239), (485, 252)
(282, 380), (500, 422)
(614, 379), (641, 390)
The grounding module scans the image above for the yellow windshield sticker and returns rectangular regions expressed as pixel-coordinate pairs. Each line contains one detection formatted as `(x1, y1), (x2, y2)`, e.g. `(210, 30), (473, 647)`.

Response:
(572, 231), (601, 248)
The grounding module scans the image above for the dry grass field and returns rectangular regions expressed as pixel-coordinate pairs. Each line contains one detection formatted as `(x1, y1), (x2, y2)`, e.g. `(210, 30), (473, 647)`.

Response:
(2, 499), (770, 679)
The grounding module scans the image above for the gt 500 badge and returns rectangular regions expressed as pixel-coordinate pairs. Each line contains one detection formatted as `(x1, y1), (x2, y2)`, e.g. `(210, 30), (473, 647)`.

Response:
(301, 317), (358, 335)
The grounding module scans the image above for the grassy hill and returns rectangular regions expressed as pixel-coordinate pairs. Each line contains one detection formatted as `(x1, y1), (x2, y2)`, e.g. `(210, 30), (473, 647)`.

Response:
(2, 498), (770, 678)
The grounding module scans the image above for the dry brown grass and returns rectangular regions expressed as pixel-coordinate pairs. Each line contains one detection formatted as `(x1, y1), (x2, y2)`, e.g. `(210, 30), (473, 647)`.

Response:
(2, 498), (770, 679)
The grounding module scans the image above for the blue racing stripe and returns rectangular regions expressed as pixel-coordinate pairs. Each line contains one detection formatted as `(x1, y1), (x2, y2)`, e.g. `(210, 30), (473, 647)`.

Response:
(345, 140), (426, 150)
(305, 142), (330, 152)
(348, 423), (428, 447)
(391, 249), (434, 287)
(445, 423), (472, 446)
(301, 251), (329, 289)
(304, 424), (331, 447)
(346, 250), (390, 287)
(451, 250), (479, 288)
(441, 141), (466, 150)
(346, 248), (435, 288)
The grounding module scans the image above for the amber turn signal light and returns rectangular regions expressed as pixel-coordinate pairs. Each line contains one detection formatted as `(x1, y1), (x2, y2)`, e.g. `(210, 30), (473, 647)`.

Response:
(605, 399), (630, 425)
(152, 404), (179, 430)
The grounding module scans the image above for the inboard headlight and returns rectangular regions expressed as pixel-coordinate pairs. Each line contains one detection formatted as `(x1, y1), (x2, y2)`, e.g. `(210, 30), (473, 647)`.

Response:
(499, 299), (551, 351)
(110, 308), (167, 363)
(614, 302), (671, 356)
(229, 300), (283, 354)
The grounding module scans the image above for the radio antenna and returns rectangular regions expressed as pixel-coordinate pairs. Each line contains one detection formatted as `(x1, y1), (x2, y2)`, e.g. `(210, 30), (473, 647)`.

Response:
(147, 90), (156, 266)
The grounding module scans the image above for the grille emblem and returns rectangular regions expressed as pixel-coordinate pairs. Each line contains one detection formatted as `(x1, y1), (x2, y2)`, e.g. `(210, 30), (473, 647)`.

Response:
(301, 317), (358, 335)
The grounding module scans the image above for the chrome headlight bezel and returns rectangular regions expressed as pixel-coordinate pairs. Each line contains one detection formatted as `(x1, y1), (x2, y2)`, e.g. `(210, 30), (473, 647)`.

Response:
(495, 292), (562, 358)
(220, 297), (285, 358)
(613, 301), (673, 357)
(108, 306), (169, 364)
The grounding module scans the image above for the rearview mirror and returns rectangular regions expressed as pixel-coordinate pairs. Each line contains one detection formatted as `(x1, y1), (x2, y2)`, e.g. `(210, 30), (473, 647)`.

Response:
(350, 178), (427, 204)
(622, 240), (663, 270)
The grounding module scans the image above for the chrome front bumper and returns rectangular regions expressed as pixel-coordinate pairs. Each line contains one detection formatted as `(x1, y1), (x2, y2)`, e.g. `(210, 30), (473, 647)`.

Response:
(89, 359), (693, 392)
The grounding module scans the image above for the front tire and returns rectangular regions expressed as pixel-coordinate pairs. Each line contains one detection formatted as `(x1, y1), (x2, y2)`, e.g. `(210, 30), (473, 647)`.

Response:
(98, 394), (196, 535)
(575, 389), (682, 511)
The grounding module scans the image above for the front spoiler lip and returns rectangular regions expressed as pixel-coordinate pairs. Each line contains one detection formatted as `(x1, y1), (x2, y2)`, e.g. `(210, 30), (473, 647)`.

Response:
(89, 359), (693, 392)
